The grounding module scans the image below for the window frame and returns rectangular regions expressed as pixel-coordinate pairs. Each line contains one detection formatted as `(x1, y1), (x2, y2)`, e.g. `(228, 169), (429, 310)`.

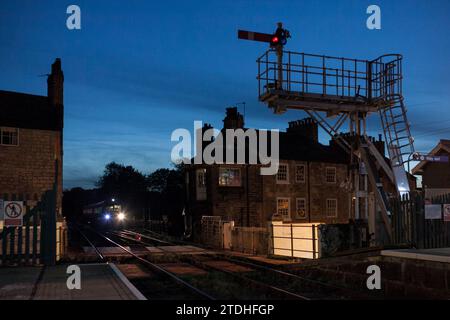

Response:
(277, 197), (291, 221)
(0, 127), (19, 146)
(195, 168), (207, 201)
(295, 197), (307, 219)
(295, 164), (306, 183)
(276, 163), (289, 184)
(325, 166), (337, 184)
(326, 198), (338, 217)
(218, 167), (242, 187)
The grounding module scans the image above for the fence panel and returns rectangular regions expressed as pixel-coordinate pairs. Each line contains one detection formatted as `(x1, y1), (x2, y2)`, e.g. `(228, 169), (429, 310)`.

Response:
(231, 227), (268, 255)
(391, 192), (450, 249)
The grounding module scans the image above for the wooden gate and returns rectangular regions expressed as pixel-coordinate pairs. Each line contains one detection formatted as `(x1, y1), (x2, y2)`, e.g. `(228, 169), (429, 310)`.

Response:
(200, 216), (223, 248)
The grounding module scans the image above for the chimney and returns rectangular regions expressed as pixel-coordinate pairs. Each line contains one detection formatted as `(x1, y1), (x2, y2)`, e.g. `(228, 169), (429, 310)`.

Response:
(47, 58), (64, 107)
(374, 134), (385, 156)
(287, 117), (318, 143)
(223, 107), (244, 129)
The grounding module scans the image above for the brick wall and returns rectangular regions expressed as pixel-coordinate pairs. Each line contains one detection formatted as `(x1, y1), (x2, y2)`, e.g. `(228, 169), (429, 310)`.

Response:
(0, 127), (62, 214)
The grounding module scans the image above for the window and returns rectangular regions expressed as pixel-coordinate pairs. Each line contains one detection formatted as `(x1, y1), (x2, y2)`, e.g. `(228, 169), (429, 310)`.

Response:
(218, 167), (241, 187)
(276, 164), (289, 183)
(196, 169), (207, 200)
(296, 198), (307, 219)
(277, 198), (291, 221)
(325, 167), (336, 183)
(0, 127), (19, 146)
(295, 165), (305, 183)
(326, 199), (338, 217)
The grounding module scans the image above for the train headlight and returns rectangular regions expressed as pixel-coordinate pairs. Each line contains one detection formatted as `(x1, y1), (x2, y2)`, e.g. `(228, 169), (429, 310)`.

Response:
(117, 212), (125, 221)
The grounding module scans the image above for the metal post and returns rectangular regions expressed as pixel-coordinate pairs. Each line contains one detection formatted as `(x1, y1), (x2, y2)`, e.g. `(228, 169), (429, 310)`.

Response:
(312, 225), (316, 259)
(277, 46), (283, 90)
(290, 224), (294, 257)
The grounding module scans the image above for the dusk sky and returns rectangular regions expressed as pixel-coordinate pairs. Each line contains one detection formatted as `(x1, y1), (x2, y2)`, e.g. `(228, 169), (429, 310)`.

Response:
(0, 0), (449, 189)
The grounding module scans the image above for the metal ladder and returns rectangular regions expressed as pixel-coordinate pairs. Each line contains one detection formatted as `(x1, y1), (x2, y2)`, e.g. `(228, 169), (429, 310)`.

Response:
(373, 56), (415, 194)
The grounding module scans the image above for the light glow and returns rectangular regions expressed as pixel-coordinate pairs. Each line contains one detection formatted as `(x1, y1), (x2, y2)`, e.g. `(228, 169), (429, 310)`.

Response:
(117, 212), (125, 221)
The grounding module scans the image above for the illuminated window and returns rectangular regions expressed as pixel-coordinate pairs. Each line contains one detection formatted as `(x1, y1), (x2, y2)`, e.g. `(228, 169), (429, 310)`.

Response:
(295, 165), (305, 183)
(196, 169), (207, 200)
(277, 198), (291, 220)
(276, 164), (289, 183)
(326, 199), (337, 217)
(218, 167), (241, 187)
(0, 127), (19, 146)
(296, 198), (307, 219)
(325, 167), (336, 183)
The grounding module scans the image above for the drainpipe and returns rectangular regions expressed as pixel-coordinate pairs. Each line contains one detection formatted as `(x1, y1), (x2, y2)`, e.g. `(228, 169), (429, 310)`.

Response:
(308, 161), (311, 223)
(246, 164), (250, 227)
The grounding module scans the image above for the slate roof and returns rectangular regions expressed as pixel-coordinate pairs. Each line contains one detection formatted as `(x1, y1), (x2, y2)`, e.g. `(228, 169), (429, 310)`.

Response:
(0, 90), (63, 131)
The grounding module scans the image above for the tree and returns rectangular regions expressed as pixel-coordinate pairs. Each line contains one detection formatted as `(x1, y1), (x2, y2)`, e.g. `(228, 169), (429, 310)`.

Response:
(146, 163), (185, 235)
(96, 162), (147, 218)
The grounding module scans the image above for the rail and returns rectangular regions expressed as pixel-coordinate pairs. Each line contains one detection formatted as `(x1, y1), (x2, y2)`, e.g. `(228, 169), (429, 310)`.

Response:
(87, 228), (215, 300)
(257, 50), (403, 105)
(127, 229), (370, 299)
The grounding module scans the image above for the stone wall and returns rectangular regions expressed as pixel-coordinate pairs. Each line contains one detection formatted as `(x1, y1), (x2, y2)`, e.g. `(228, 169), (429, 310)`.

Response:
(188, 160), (351, 228)
(0, 127), (62, 214)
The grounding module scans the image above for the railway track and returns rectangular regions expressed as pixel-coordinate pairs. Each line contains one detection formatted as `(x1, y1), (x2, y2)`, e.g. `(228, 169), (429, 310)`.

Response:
(74, 225), (373, 299)
(76, 225), (215, 300)
(113, 229), (371, 300)
(109, 229), (311, 300)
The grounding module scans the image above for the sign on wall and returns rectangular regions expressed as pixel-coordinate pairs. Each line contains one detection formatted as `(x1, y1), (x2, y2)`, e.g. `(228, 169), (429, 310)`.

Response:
(412, 153), (449, 163)
(425, 204), (442, 220)
(4, 201), (24, 226)
(444, 204), (450, 222)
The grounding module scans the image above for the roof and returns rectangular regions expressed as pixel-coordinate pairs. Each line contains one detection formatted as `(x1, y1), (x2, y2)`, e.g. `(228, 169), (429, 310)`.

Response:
(279, 132), (349, 163)
(194, 128), (350, 165)
(412, 139), (450, 175)
(0, 90), (63, 131)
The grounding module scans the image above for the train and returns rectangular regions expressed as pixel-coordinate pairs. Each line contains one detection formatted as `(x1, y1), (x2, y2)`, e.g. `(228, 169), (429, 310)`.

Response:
(82, 198), (127, 227)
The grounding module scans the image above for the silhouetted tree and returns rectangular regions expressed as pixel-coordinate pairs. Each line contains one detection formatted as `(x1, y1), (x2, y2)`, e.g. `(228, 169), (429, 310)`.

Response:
(146, 163), (185, 234)
(96, 162), (147, 218)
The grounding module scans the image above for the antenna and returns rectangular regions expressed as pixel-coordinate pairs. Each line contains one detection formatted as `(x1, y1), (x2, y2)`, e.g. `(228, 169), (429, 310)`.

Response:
(235, 102), (246, 117)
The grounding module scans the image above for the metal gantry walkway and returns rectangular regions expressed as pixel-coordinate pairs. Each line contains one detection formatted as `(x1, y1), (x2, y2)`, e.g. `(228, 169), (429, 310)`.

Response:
(256, 49), (415, 241)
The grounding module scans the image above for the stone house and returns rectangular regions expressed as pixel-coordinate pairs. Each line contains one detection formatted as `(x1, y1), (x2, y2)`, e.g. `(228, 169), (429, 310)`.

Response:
(0, 58), (64, 217)
(184, 108), (388, 237)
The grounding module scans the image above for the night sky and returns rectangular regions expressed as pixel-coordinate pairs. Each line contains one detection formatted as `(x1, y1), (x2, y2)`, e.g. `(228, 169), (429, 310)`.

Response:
(0, 0), (449, 189)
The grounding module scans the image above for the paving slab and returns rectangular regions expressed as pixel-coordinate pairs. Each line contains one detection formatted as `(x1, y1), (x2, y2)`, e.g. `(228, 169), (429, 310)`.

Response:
(0, 263), (145, 300)
(0, 267), (41, 300)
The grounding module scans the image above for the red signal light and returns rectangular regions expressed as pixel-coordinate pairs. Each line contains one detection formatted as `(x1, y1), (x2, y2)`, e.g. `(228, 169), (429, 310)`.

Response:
(271, 36), (279, 43)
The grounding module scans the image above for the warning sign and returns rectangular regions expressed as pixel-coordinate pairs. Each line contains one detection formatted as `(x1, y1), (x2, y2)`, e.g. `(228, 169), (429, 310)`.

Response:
(4, 201), (24, 226)
(444, 204), (450, 222)
(425, 204), (442, 220)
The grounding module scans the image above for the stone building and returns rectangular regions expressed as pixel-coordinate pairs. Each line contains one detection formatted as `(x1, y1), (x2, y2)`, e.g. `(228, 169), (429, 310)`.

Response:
(0, 58), (64, 216)
(184, 108), (389, 236)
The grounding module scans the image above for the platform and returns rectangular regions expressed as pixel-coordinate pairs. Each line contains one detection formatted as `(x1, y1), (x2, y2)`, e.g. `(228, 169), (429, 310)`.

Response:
(381, 248), (450, 264)
(0, 263), (146, 300)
